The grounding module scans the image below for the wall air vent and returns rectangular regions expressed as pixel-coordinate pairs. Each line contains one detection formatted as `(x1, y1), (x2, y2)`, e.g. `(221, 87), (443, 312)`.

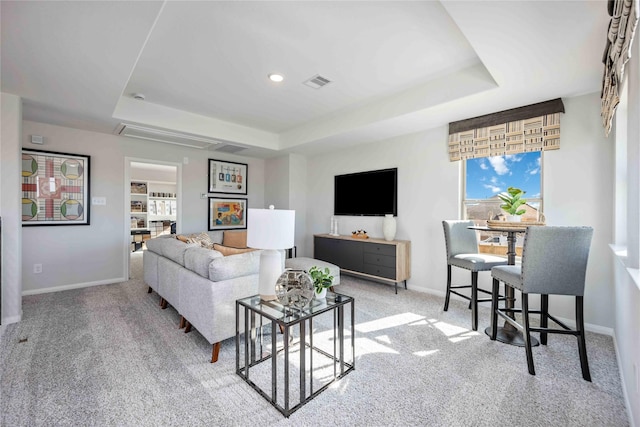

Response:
(115, 123), (220, 149)
(303, 74), (332, 89)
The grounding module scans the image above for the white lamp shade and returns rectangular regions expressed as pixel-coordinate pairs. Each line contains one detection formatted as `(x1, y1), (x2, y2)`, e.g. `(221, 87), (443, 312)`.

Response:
(247, 208), (295, 249)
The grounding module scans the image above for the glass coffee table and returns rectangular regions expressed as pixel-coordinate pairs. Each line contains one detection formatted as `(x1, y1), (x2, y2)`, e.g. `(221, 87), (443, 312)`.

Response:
(236, 292), (355, 417)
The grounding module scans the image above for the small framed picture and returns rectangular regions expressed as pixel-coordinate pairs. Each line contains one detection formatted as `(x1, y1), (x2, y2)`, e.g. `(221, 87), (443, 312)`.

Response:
(208, 197), (247, 230)
(208, 159), (248, 195)
(21, 149), (91, 226)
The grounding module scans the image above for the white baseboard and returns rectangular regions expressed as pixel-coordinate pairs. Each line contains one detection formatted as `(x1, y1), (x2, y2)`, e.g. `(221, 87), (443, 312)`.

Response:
(22, 277), (127, 296)
(1, 314), (22, 325)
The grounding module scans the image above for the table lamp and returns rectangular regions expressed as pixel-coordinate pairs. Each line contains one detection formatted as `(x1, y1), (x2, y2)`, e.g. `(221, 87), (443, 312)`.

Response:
(247, 206), (295, 301)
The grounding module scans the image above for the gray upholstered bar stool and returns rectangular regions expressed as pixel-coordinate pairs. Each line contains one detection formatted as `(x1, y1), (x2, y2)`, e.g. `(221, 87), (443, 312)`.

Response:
(489, 226), (594, 381)
(442, 220), (508, 331)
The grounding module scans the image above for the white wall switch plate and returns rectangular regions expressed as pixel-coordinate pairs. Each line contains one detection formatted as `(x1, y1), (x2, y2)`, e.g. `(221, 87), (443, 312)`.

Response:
(92, 197), (106, 205)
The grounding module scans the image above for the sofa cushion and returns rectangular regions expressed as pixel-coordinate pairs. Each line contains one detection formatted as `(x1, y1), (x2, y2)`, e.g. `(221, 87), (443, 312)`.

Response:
(222, 230), (248, 248)
(146, 235), (192, 255)
(213, 243), (256, 256)
(209, 250), (262, 281)
(163, 240), (199, 266)
(184, 246), (224, 278)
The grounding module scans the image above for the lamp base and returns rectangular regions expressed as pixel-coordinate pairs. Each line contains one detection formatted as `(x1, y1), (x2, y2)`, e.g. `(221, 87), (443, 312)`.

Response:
(258, 249), (282, 301)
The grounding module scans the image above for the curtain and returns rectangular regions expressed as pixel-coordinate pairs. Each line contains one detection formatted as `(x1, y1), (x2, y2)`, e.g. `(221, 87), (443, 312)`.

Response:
(602, 0), (639, 136)
(448, 99), (564, 162)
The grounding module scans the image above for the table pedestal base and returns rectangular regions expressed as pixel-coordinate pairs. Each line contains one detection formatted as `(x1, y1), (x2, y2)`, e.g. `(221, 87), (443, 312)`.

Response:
(484, 325), (539, 347)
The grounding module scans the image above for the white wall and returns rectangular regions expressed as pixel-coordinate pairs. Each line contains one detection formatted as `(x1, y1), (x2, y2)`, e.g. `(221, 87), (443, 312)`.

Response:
(1, 93), (22, 324)
(304, 92), (615, 332)
(306, 126), (459, 291)
(612, 30), (640, 427)
(20, 121), (265, 295)
(264, 154), (308, 256)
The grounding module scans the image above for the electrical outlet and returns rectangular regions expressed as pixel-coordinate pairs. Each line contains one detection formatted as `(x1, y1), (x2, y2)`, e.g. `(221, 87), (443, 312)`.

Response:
(33, 264), (42, 274)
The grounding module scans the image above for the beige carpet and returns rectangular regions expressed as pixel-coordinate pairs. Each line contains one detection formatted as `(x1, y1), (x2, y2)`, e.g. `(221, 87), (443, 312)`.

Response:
(0, 251), (629, 426)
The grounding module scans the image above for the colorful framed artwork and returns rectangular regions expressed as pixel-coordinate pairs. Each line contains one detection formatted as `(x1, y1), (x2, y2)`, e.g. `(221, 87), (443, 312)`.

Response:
(21, 149), (90, 226)
(208, 197), (247, 230)
(208, 159), (248, 195)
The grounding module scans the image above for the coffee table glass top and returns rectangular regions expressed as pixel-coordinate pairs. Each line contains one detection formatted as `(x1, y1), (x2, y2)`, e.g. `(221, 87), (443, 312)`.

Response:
(237, 292), (353, 325)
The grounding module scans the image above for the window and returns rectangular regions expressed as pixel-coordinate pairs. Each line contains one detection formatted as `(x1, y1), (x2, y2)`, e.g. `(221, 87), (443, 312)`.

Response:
(463, 152), (543, 255)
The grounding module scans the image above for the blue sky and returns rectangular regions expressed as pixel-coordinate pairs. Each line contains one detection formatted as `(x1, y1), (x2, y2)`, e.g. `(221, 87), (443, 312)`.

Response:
(465, 152), (541, 200)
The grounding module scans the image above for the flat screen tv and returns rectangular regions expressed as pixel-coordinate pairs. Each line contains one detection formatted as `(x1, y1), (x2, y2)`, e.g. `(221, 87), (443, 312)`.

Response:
(334, 168), (397, 216)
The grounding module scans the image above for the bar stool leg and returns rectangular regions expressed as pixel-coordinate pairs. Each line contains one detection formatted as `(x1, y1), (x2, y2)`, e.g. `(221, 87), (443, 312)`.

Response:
(444, 265), (452, 311)
(522, 294), (535, 375)
(490, 278), (500, 340)
(540, 294), (549, 345)
(576, 296), (592, 382)
(471, 272), (478, 331)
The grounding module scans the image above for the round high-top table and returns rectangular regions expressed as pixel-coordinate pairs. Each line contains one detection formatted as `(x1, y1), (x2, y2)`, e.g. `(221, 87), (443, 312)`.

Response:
(469, 225), (540, 347)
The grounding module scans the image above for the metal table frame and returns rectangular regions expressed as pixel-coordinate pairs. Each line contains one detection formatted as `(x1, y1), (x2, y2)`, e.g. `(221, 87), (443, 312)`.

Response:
(469, 225), (539, 348)
(236, 292), (355, 417)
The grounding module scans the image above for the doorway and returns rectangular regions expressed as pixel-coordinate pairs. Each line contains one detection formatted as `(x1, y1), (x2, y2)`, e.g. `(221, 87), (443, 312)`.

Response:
(125, 158), (182, 280)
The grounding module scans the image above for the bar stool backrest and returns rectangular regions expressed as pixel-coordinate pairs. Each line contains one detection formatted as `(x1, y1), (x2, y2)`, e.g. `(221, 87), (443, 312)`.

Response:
(443, 220), (478, 259)
(521, 226), (593, 296)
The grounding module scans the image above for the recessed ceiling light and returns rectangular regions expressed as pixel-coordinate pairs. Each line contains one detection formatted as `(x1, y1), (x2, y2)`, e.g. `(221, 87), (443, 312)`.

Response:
(268, 73), (284, 83)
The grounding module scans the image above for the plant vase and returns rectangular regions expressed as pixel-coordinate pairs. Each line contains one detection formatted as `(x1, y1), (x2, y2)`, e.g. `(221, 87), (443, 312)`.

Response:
(315, 287), (328, 299)
(382, 214), (396, 241)
(506, 215), (522, 223)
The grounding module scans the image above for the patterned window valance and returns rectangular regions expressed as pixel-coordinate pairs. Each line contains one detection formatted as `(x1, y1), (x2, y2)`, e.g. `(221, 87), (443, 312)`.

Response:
(447, 98), (565, 162)
(601, 0), (638, 136)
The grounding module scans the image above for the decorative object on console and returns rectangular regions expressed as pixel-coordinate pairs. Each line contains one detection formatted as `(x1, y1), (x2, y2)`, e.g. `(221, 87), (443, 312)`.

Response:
(247, 206), (295, 301)
(275, 269), (314, 309)
(351, 229), (369, 239)
(309, 266), (334, 299)
(382, 214), (397, 241)
(329, 215), (339, 236)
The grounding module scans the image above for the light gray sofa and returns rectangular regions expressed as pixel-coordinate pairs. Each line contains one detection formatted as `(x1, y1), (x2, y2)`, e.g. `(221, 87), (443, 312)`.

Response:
(143, 232), (264, 363)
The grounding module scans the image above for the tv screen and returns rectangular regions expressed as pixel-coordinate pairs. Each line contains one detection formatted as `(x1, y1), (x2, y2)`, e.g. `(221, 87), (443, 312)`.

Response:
(334, 168), (397, 216)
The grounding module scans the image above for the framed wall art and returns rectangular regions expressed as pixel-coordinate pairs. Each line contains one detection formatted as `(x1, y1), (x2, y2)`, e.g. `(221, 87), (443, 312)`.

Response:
(208, 159), (247, 195)
(21, 149), (91, 226)
(208, 197), (247, 230)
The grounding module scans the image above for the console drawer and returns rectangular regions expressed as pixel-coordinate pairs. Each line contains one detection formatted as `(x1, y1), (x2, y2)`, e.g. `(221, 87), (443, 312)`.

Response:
(363, 243), (396, 257)
(363, 252), (396, 268)
(361, 263), (396, 280)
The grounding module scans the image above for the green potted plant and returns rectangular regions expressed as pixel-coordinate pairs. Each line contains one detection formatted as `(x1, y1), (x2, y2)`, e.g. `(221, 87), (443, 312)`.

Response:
(498, 186), (527, 222)
(308, 266), (334, 299)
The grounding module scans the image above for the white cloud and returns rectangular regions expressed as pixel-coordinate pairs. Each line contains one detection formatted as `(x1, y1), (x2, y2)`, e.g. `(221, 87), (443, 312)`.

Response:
(529, 168), (539, 175)
(484, 184), (501, 193)
(488, 156), (509, 175)
(479, 162), (488, 170)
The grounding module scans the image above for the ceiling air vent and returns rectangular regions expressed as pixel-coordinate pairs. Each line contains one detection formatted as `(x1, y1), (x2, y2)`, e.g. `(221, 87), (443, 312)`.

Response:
(115, 123), (220, 149)
(212, 144), (247, 154)
(303, 74), (332, 89)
